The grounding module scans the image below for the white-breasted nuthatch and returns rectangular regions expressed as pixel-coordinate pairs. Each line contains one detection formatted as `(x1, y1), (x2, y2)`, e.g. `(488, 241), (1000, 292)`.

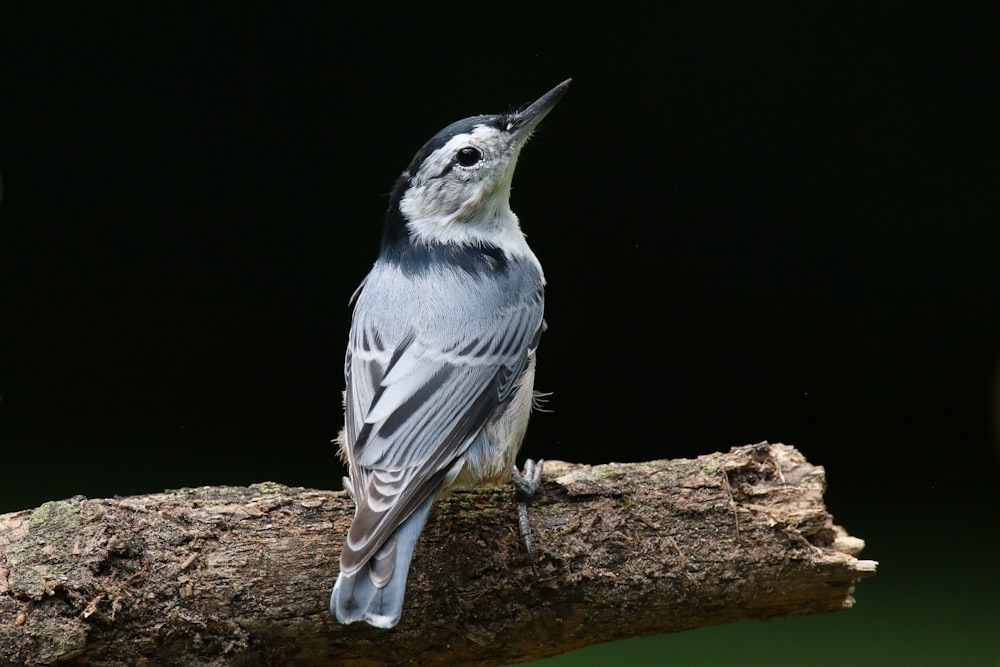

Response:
(329, 79), (571, 628)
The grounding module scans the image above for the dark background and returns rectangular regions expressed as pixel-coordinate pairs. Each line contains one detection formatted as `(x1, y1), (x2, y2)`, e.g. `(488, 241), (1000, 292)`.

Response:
(1, 4), (996, 665)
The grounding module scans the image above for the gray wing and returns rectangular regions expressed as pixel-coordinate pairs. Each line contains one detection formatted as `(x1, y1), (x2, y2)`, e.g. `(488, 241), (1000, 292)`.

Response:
(339, 261), (544, 575)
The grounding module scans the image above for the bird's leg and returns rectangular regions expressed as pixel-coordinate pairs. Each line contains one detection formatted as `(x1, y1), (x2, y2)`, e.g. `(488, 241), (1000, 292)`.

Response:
(511, 458), (544, 577)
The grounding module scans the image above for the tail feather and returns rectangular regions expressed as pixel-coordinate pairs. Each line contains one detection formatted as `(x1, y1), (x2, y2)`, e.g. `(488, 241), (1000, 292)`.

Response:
(330, 495), (434, 628)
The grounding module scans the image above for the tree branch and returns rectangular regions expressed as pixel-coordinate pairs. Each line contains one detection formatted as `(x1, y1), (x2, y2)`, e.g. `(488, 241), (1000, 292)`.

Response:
(0, 442), (876, 666)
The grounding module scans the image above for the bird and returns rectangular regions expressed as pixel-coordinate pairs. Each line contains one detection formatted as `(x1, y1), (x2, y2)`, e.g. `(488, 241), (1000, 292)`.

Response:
(329, 79), (571, 628)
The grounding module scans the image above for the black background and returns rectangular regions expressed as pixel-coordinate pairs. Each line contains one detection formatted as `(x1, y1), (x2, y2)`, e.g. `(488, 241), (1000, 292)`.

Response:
(1, 4), (997, 664)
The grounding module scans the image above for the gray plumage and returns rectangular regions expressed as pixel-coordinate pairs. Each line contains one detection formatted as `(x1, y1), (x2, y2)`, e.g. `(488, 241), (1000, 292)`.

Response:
(330, 79), (570, 628)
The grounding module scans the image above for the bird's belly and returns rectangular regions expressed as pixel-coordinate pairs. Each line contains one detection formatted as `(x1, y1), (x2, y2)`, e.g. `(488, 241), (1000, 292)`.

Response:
(450, 357), (537, 488)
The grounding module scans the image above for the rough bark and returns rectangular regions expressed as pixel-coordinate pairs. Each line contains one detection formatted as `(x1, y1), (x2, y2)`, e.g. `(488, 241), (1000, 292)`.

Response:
(0, 442), (876, 667)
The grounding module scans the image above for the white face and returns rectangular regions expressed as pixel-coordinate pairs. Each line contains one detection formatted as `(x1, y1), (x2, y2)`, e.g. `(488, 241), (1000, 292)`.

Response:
(399, 123), (527, 247)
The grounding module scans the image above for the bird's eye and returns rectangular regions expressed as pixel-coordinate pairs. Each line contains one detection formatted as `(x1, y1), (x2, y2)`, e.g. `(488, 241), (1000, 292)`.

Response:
(456, 147), (482, 167)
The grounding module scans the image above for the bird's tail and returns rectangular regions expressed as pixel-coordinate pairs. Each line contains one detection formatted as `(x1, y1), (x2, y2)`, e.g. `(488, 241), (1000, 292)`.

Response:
(330, 494), (434, 628)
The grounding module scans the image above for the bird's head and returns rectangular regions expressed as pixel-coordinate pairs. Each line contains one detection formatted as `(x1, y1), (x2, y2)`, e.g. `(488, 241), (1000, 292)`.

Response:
(384, 79), (571, 249)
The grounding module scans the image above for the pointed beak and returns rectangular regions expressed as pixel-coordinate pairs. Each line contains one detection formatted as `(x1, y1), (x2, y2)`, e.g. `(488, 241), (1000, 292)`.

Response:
(508, 78), (572, 142)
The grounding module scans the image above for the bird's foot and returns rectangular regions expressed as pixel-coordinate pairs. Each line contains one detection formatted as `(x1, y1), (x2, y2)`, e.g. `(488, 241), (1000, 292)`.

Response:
(511, 459), (544, 577)
(342, 476), (356, 504)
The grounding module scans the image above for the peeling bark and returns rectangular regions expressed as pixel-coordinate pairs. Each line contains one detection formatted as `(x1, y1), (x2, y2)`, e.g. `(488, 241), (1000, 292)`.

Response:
(0, 442), (876, 666)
